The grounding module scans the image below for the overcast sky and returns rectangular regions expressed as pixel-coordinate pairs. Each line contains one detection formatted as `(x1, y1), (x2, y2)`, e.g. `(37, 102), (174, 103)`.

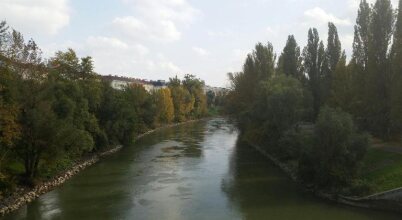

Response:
(0, 0), (399, 87)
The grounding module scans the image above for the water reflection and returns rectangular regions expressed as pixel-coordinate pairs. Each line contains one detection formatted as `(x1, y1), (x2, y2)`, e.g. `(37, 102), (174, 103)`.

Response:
(222, 138), (402, 220)
(4, 118), (402, 220)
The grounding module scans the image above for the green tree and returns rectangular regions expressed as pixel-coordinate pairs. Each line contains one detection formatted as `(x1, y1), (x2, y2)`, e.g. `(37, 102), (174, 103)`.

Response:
(249, 75), (308, 151)
(327, 23), (342, 74)
(329, 52), (356, 112)
(253, 43), (276, 81)
(366, 0), (395, 138)
(0, 66), (20, 174)
(349, 0), (372, 127)
(124, 84), (155, 131)
(277, 35), (303, 80)
(323, 23), (344, 108)
(303, 28), (325, 117)
(0, 21), (8, 53)
(50, 49), (96, 81)
(182, 74), (207, 117)
(98, 83), (138, 145)
(226, 42), (276, 126)
(16, 79), (94, 180)
(299, 107), (368, 191)
(352, 0), (372, 69)
(391, 0), (402, 135)
(392, 0), (402, 74)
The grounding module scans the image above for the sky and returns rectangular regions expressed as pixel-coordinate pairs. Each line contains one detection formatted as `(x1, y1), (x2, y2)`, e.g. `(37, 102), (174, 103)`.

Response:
(0, 0), (400, 87)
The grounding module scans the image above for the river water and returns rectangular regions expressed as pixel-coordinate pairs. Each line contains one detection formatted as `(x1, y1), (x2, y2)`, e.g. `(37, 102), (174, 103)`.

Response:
(4, 118), (402, 220)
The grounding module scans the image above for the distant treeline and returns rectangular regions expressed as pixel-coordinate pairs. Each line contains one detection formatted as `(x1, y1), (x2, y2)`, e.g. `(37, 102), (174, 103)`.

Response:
(226, 0), (402, 194)
(0, 21), (223, 193)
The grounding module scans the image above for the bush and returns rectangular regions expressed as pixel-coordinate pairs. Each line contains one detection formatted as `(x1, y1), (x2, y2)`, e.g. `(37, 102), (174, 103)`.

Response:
(0, 176), (16, 196)
(278, 127), (313, 160)
(298, 106), (369, 191)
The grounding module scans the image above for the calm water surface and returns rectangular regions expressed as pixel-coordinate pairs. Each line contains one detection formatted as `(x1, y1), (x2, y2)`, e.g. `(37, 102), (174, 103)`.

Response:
(4, 118), (402, 220)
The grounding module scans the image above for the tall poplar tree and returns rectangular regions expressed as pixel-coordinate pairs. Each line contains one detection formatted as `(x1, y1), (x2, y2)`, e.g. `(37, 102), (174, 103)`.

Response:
(391, 0), (402, 134)
(352, 0), (371, 69)
(391, 0), (402, 76)
(303, 28), (325, 117)
(350, 0), (372, 126)
(327, 23), (342, 74)
(319, 23), (342, 106)
(367, 0), (395, 138)
(277, 35), (303, 80)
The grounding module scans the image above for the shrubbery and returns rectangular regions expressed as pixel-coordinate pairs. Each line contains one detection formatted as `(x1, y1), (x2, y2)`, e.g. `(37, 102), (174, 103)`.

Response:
(298, 107), (369, 191)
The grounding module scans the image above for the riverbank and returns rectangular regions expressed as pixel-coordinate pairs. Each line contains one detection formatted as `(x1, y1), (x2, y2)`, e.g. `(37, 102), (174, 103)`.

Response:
(249, 142), (402, 214)
(0, 119), (203, 217)
(360, 141), (402, 193)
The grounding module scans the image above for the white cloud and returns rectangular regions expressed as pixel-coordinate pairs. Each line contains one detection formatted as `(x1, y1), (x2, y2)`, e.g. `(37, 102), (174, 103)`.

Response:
(128, 0), (200, 24)
(114, 0), (200, 42)
(233, 49), (250, 61)
(158, 61), (181, 73)
(207, 30), (234, 38)
(112, 16), (181, 42)
(83, 36), (181, 78)
(192, 47), (209, 56)
(265, 26), (281, 37)
(304, 7), (351, 26)
(0, 0), (70, 35)
(341, 34), (354, 48)
(228, 49), (249, 71)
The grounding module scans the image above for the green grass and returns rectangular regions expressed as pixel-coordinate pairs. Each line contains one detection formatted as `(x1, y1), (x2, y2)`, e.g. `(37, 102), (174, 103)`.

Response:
(39, 156), (74, 179)
(5, 161), (25, 175)
(360, 148), (402, 193)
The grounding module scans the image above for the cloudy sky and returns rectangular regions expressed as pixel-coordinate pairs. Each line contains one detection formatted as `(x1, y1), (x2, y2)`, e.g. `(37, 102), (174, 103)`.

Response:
(0, 0), (399, 87)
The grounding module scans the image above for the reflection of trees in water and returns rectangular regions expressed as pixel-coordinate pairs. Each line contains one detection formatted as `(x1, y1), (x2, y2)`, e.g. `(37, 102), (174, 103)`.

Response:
(221, 138), (402, 220)
(162, 121), (207, 158)
(221, 138), (304, 219)
(131, 121), (208, 159)
(174, 122), (206, 158)
(138, 118), (235, 160)
(207, 117), (238, 134)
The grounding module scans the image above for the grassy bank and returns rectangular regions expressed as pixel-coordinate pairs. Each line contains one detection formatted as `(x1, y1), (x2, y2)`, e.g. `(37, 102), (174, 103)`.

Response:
(360, 141), (402, 194)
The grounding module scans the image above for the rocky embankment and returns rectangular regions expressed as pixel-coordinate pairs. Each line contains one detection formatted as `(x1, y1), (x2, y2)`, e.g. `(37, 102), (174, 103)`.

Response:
(0, 146), (122, 216)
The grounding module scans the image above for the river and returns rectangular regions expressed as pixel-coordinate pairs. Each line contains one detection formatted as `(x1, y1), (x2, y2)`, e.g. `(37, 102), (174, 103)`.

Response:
(4, 118), (402, 220)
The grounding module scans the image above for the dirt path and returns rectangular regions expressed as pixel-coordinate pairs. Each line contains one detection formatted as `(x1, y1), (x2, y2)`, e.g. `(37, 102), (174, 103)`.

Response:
(371, 138), (402, 154)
